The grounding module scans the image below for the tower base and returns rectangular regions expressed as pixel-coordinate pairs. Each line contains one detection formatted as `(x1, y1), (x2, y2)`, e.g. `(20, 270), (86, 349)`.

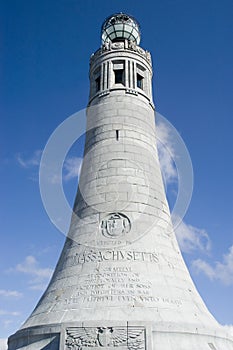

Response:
(8, 321), (233, 350)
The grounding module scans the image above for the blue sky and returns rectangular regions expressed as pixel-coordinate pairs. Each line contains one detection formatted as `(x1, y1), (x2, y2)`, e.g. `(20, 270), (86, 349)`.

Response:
(1, 0), (233, 345)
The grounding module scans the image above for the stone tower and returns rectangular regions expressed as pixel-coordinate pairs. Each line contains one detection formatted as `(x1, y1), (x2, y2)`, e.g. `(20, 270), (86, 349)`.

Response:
(8, 13), (233, 350)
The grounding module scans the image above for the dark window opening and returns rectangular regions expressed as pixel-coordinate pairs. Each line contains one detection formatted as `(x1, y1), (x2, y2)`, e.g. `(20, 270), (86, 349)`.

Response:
(112, 37), (124, 43)
(114, 69), (124, 84)
(116, 130), (119, 141)
(137, 74), (143, 89)
(95, 76), (101, 92)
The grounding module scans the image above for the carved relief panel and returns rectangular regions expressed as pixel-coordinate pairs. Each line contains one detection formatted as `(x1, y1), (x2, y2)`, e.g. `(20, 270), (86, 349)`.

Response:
(65, 326), (146, 350)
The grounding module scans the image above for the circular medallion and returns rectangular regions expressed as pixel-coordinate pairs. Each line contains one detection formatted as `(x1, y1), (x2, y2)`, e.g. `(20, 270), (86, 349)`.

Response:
(100, 213), (131, 238)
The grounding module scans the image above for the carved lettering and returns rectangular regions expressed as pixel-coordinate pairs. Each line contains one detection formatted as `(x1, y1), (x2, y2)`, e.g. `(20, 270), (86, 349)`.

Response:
(63, 250), (159, 268)
(61, 265), (183, 309)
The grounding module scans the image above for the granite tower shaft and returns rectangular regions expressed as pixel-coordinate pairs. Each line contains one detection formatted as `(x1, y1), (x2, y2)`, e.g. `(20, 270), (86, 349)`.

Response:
(8, 13), (233, 350)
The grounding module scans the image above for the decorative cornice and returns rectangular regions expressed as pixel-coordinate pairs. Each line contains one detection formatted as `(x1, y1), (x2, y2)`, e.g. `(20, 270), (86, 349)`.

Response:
(88, 87), (154, 108)
(90, 40), (152, 66)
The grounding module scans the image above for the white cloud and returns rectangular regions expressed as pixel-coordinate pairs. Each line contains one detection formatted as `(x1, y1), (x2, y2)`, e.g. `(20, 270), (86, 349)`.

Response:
(28, 283), (49, 291)
(156, 123), (211, 256)
(16, 149), (82, 184)
(44, 156), (82, 184)
(63, 156), (82, 181)
(0, 289), (22, 298)
(16, 255), (52, 277)
(175, 219), (211, 254)
(2, 320), (13, 329)
(192, 259), (215, 279)
(16, 150), (42, 168)
(192, 245), (233, 285)
(0, 339), (7, 350)
(157, 121), (177, 185)
(0, 310), (20, 316)
(11, 255), (53, 291)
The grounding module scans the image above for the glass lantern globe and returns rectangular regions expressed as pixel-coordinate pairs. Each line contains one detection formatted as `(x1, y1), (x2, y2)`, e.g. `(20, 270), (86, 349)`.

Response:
(101, 13), (141, 45)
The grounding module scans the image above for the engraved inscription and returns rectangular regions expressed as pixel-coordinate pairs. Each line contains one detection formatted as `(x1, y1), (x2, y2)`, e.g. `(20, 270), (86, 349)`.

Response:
(64, 266), (182, 307)
(63, 250), (159, 268)
(100, 213), (131, 238)
(65, 326), (146, 349)
(65, 267), (152, 305)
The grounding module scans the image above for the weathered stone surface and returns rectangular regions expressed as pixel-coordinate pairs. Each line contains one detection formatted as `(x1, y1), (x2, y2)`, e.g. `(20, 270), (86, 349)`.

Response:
(8, 12), (233, 350)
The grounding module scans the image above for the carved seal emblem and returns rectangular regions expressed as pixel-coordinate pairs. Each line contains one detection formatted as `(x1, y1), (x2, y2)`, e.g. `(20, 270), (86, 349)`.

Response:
(100, 213), (131, 238)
